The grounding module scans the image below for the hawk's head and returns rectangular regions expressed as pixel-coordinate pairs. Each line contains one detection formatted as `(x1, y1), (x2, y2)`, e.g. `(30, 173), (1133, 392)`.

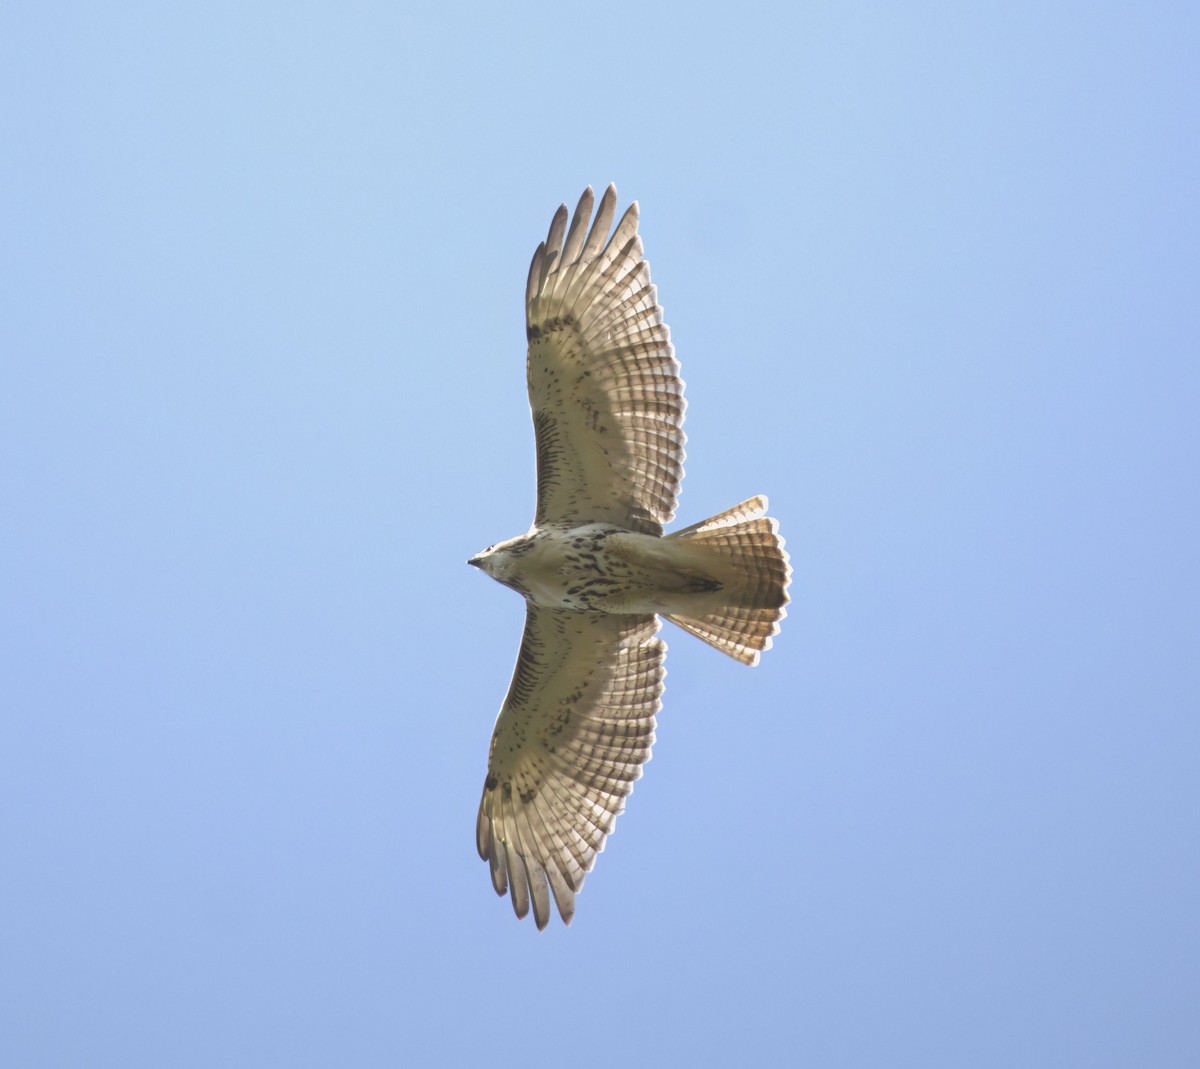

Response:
(467, 534), (534, 595)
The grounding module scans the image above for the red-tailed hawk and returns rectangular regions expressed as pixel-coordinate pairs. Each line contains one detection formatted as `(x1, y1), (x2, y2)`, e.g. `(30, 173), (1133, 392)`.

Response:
(469, 185), (791, 928)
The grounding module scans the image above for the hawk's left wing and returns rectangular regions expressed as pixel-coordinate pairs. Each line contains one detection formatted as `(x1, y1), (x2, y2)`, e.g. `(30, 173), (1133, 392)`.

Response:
(525, 184), (687, 536)
(477, 604), (666, 928)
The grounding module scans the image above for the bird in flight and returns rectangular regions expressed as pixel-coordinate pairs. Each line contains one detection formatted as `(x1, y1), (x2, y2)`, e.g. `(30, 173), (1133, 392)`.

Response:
(469, 184), (791, 928)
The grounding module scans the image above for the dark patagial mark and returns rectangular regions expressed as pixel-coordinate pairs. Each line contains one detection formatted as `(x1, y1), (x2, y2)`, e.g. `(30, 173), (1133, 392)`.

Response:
(527, 314), (576, 343)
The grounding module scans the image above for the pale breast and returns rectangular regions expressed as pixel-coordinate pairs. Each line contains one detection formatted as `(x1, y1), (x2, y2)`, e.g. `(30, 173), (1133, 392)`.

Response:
(514, 524), (630, 612)
(515, 525), (716, 616)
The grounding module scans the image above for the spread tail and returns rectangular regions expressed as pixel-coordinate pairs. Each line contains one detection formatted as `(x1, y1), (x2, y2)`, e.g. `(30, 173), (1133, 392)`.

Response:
(663, 496), (791, 666)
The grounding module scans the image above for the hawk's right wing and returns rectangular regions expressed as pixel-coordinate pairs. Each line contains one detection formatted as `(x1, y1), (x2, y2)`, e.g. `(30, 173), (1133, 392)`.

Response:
(525, 184), (687, 536)
(476, 604), (666, 929)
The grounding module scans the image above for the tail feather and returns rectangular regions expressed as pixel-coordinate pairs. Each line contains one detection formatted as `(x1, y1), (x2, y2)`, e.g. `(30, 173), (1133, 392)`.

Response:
(664, 496), (791, 666)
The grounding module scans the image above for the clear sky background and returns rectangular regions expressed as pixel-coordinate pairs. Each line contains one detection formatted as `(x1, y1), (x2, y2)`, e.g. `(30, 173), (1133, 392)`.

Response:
(3, 3), (1197, 1067)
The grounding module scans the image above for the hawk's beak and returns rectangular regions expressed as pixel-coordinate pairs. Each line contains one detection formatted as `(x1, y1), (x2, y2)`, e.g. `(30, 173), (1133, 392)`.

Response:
(467, 556), (483, 568)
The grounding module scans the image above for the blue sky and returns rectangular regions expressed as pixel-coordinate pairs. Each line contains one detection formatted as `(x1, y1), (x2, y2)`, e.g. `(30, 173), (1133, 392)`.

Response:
(3, 3), (1198, 1066)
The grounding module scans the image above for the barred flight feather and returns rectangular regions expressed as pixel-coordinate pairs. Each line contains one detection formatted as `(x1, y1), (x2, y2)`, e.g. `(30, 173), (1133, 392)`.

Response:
(477, 605), (665, 929)
(527, 184), (686, 536)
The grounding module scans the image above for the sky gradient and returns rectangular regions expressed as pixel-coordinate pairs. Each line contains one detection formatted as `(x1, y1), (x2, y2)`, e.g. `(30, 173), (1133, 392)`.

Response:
(3, 3), (1198, 1066)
